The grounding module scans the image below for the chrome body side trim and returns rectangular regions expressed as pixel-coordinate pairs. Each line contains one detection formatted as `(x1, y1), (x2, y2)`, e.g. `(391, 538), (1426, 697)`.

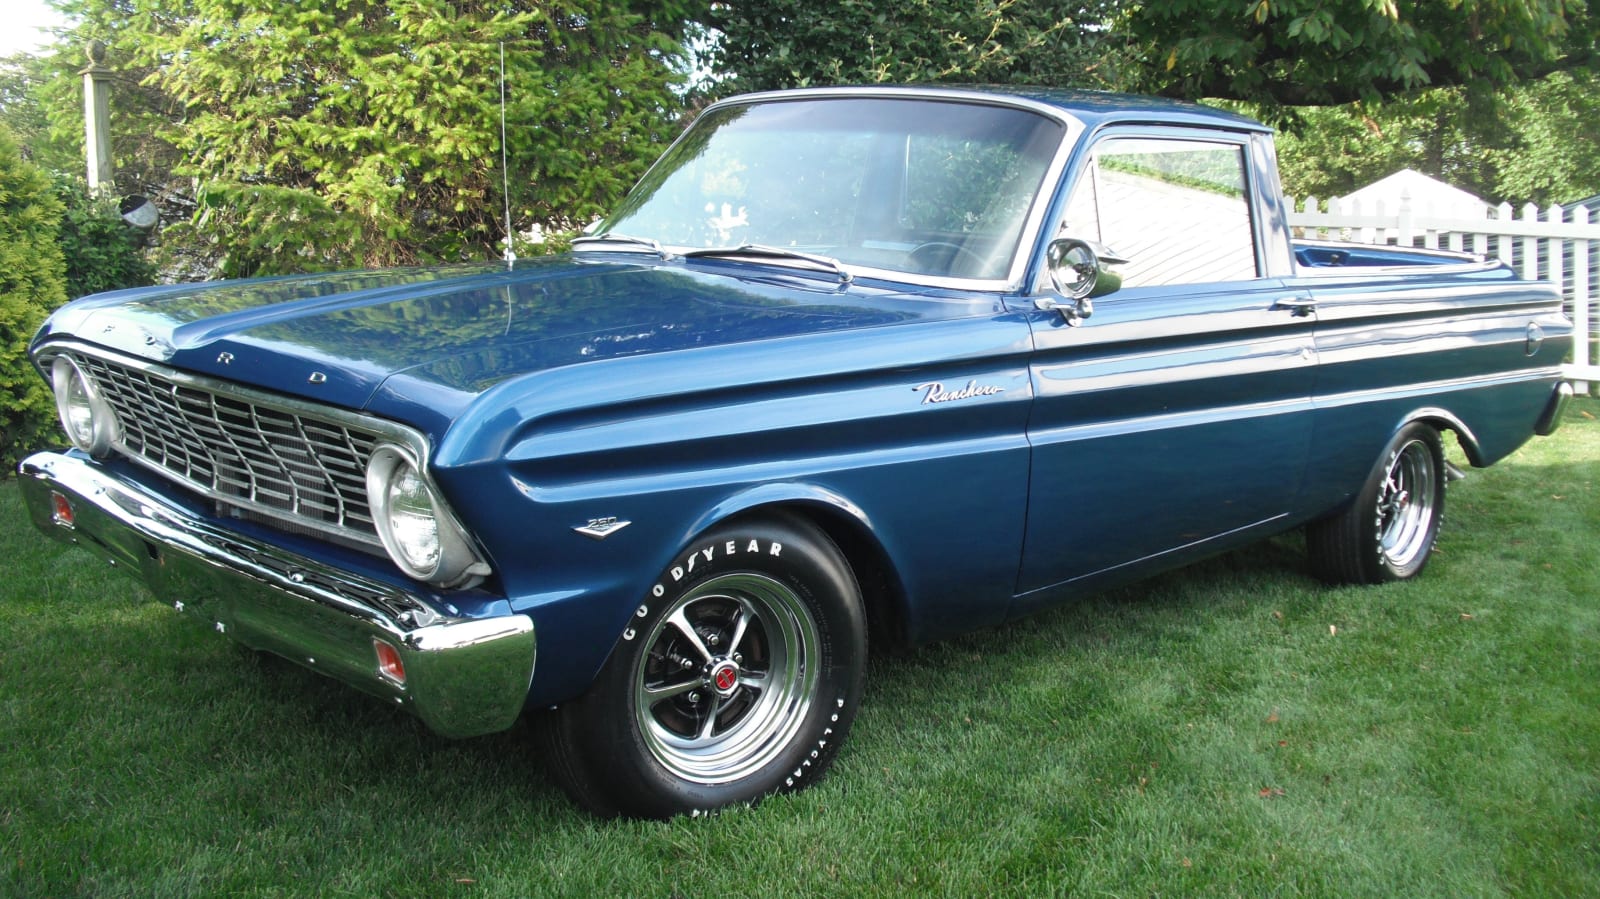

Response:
(18, 450), (534, 739)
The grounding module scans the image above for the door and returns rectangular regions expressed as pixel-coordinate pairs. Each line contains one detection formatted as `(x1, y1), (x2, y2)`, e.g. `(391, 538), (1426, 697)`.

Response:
(1017, 131), (1317, 597)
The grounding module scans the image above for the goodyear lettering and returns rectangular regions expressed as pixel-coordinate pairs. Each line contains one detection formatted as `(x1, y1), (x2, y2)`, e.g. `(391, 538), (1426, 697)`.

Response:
(645, 538), (787, 622)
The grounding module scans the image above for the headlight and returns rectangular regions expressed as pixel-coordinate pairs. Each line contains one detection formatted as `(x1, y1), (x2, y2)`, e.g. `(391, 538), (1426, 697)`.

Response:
(50, 356), (118, 457)
(366, 443), (489, 588)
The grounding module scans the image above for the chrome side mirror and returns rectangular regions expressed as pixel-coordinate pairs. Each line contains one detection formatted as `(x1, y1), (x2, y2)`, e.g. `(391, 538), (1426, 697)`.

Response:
(1037, 238), (1126, 326)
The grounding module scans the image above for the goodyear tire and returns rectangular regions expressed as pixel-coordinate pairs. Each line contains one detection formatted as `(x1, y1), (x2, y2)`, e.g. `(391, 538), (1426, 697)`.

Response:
(1308, 422), (1446, 584)
(545, 513), (866, 818)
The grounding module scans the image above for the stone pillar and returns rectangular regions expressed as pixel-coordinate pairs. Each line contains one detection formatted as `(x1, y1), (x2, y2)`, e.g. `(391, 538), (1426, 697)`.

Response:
(81, 40), (114, 195)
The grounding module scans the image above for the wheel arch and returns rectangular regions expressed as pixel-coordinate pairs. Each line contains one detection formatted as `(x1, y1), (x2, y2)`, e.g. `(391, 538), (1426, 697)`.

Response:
(686, 484), (913, 653)
(1397, 406), (1483, 467)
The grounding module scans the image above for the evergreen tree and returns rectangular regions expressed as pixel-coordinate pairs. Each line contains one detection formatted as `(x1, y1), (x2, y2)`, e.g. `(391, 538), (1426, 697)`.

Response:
(0, 124), (68, 472)
(52, 0), (706, 276)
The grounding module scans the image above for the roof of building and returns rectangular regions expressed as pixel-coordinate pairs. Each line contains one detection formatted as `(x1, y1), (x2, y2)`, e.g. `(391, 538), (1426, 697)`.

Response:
(1339, 169), (1490, 218)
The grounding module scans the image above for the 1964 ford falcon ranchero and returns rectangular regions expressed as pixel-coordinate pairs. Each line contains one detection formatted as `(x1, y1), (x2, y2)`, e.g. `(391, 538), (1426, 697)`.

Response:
(18, 86), (1574, 817)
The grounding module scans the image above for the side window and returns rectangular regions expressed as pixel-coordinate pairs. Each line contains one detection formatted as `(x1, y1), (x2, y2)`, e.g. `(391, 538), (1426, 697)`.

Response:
(1060, 137), (1259, 287)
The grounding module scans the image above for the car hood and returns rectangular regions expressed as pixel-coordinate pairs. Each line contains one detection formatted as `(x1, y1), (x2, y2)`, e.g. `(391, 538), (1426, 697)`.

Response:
(37, 256), (989, 426)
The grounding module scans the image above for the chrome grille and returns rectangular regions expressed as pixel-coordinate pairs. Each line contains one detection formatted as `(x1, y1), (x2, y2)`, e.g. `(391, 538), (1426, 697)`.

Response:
(60, 349), (385, 547)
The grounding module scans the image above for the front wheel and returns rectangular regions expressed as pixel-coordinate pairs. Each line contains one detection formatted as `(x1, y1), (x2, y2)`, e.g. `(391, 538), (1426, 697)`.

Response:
(1308, 422), (1447, 584)
(544, 513), (866, 818)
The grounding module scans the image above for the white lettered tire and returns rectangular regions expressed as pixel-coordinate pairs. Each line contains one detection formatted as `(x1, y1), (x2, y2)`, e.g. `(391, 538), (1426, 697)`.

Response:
(545, 513), (866, 818)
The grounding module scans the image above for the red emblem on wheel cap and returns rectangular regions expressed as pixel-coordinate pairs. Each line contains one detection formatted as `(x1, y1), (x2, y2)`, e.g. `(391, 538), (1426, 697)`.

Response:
(713, 664), (738, 692)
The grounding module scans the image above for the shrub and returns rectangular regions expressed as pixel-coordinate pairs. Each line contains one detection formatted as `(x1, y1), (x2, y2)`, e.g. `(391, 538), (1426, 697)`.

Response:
(0, 125), (68, 474)
(55, 178), (157, 298)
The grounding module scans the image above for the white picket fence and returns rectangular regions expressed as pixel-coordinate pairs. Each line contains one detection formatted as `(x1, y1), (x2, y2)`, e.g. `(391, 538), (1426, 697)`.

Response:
(1287, 195), (1600, 391)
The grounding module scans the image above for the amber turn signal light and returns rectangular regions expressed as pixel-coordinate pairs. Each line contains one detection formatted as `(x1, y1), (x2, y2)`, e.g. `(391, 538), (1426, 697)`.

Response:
(50, 491), (74, 527)
(374, 640), (406, 686)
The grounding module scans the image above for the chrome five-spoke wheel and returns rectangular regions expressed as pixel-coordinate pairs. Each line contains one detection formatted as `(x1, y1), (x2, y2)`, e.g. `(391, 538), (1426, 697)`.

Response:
(1374, 436), (1438, 571)
(635, 573), (819, 784)
(544, 514), (866, 818)
(1308, 422), (1446, 584)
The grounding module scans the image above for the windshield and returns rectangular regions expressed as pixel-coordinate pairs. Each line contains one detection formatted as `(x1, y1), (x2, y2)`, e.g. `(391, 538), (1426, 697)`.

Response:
(598, 97), (1066, 282)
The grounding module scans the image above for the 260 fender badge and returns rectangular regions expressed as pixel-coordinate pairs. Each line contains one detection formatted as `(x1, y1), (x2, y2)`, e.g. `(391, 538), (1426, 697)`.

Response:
(574, 517), (632, 540)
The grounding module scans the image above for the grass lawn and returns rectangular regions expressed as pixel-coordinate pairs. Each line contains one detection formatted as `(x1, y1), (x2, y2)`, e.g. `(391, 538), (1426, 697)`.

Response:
(3, 399), (1597, 898)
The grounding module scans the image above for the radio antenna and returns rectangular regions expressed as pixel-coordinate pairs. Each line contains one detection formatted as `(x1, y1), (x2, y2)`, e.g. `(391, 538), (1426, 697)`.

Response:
(499, 41), (516, 270)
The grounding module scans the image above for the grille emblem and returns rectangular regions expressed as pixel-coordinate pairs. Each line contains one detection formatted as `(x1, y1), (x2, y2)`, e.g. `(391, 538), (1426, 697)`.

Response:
(308, 372), (327, 384)
(217, 352), (233, 365)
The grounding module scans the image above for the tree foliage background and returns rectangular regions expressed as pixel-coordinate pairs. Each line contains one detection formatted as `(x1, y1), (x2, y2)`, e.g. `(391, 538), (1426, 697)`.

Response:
(707, 1), (1123, 90)
(1, 0), (1597, 289)
(707, 1), (1597, 106)
(1272, 69), (1600, 204)
(0, 125), (68, 472)
(16, 0), (708, 278)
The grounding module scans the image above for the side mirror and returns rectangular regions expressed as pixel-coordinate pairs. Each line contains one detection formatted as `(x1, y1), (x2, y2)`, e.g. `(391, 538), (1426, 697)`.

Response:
(1037, 238), (1126, 326)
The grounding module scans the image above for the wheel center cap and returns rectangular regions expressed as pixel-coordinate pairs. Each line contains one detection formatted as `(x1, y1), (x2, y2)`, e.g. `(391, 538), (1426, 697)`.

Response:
(710, 661), (739, 695)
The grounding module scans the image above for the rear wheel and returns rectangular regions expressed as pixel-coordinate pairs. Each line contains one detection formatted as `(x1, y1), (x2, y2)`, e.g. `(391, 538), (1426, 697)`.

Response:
(1308, 422), (1446, 584)
(545, 513), (866, 818)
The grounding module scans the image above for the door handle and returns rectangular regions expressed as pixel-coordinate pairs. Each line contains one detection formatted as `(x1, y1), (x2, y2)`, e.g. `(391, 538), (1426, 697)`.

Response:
(1272, 297), (1316, 317)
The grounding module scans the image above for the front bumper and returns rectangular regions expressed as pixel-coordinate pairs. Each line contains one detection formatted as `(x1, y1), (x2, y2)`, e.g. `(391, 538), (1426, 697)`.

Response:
(18, 451), (535, 739)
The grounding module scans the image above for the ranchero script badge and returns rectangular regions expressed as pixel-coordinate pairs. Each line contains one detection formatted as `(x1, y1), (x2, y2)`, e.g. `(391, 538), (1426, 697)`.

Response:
(913, 380), (1005, 405)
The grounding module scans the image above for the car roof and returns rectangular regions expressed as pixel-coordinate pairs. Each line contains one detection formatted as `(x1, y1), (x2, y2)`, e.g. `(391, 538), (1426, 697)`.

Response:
(717, 84), (1273, 135)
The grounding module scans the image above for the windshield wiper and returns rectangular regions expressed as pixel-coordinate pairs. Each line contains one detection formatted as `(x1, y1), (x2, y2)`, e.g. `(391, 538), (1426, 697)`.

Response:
(683, 244), (853, 284)
(571, 232), (671, 259)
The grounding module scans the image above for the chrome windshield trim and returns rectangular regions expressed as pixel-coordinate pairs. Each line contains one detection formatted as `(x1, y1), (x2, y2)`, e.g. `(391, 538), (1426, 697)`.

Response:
(702, 85), (1088, 133)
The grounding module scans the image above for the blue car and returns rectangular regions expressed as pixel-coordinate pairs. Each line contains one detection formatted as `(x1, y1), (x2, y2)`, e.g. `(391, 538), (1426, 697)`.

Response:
(19, 86), (1573, 817)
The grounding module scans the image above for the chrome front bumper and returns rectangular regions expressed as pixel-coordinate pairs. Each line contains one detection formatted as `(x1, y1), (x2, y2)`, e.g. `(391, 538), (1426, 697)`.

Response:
(18, 451), (535, 739)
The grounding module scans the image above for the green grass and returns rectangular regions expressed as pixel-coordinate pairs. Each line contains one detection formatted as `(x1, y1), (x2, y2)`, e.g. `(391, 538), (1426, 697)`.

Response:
(4, 399), (1598, 898)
